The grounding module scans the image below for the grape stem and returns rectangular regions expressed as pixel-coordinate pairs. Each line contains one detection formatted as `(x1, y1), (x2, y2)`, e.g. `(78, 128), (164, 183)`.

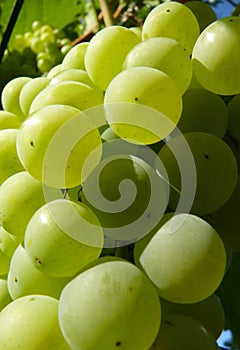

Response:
(99, 0), (114, 26)
(0, 0), (25, 64)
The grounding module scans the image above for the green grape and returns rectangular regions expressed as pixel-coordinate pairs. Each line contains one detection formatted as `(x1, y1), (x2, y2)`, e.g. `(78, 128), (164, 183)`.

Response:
(32, 20), (42, 32)
(17, 104), (102, 188)
(80, 153), (168, 245)
(0, 171), (45, 236)
(0, 226), (22, 257)
(160, 293), (225, 339)
(228, 94), (240, 142)
(47, 63), (62, 78)
(139, 213), (226, 303)
(150, 314), (219, 350)
(59, 260), (161, 350)
(1, 76), (32, 119)
(185, 1), (217, 32)
(29, 80), (104, 115)
(0, 111), (21, 129)
(177, 88), (229, 138)
(24, 199), (104, 277)
(104, 66), (182, 144)
(205, 175), (240, 251)
(7, 244), (72, 299)
(0, 129), (25, 184)
(61, 42), (88, 71)
(0, 248), (11, 276)
(24, 31), (34, 46)
(123, 37), (192, 95)
(11, 34), (26, 52)
(142, 1), (200, 55)
(0, 279), (12, 311)
(61, 44), (72, 55)
(19, 76), (50, 116)
(134, 212), (175, 269)
(37, 57), (54, 73)
(223, 135), (240, 172)
(158, 132), (238, 215)
(49, 68), (99, 90)
(85, 26), (140, 90)
(30, 36), (45, 53)
(0, 295), (71, 349)
(129, 26), (142, 39)
(192, 16), (240, 95)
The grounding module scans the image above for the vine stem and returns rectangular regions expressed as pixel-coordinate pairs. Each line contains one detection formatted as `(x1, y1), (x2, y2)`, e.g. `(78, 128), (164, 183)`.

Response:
(99, 0), (114, 26)
(0, 0), (25, 64)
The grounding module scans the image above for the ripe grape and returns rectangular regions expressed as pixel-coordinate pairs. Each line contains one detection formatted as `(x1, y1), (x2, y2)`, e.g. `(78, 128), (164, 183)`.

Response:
(0, 279), (12, 311)
(0, 111), (21, 130)
(59, 259), (161, 350)
(228, 94), (240, 142)
(185, 1), (217, 32)
(61, 42), (89, 71)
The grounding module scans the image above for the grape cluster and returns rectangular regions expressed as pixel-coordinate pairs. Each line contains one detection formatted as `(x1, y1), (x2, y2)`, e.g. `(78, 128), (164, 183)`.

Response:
(0, 1), (239, 349)
(0, 21), (72, 95)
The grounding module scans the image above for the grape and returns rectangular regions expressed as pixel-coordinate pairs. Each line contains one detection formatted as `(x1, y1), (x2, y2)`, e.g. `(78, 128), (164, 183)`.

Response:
(0, 110), (21, 130)
(7, 244), (72, 299)
(19, 76), (50, 116)
(59, 260), (161, 350)
(104, 67), (182, 144)
(29, 80), (104, 115)
(0, 279), (12, 311)
(85, 26), (140, 90)
(0, 248), (11, 276)
(47, 63), (62, 78)
(158, 132), (238, 215)
(0, 171), (45, 236)
(49, 68), (100, 91)
(24, 199), (104, 277)
(205, 175), (240, 251)
(0, 129), (25, 184)
(0, 295), (71, 349)
(129, 26), (142, 39)
(0, 226), (22, 258)
(192, 16), (240, 95)
(80, 152), (168, 245)
(142, 1), (200, 55)
(61, 42), (88, 71)
(17, 104), (103, 188)
(139, 213), (226, 303)
(150, 314), (219, 350)
(123, 37), (192, 95)
(1, 76), (32, 119)
(37, 57), (54, 73)
(30, 36), (45, 54)
(185, 1), (217, 32)
(160, 293), (225, 339)
(228, 94), (240, 142)
(177, 88), (229, 138)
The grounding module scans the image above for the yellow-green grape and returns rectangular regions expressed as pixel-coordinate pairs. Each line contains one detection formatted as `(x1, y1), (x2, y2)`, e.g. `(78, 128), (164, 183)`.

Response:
(7, 244), (72, 299)
(192, 17), (240, 95)
(24, 199), (104, 277)
(0, 129), (25, 184)
(206, 175), (240, 251)
(17, 105), (102, 188)
(0, 279), (12, 311)
(47, 63), (62, 78)
(0, 295), (71, 349)
(1, 76), (32, 119)
(85, 26), (140, 90)
(142, 1), (200, 55)
(104, 66), (182, 144)
(19, 76), (50, 116)
(160, 293), (225, 339)
(150, 314), (219, 350)
(0, 248), (11, 276)
(29, 80), (103, 115)
(81, 154), (168, 244)
(139, 213), (226, 303)
(185, 1), (217, 32)
(129, 26), (142, 39)
(59, 260), (161, 350)
(158, 132), (238, 215)
(61, 42), (88, 70)
(0, 226), (22, 258)
(0, 171), (45, 236)
(228, 94), (240, 142)
(123, 37), (192, 95)
(177, 88), (229, 138)
(0, 111), (21, 129)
